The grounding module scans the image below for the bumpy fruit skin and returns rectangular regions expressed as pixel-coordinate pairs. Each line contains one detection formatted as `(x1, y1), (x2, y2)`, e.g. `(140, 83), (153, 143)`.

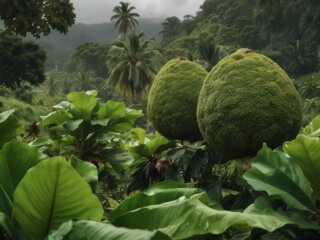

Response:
(197, 48), (302, 160)
(147, 58), (208, 141)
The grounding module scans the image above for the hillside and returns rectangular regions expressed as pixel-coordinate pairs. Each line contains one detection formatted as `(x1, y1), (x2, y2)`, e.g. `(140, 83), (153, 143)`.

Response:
(37, 18), (162, 50)
(34, 18), (163, 69)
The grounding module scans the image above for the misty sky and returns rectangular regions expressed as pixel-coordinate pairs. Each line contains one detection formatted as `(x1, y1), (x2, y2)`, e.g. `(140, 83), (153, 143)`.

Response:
(71, 0), (204, 24)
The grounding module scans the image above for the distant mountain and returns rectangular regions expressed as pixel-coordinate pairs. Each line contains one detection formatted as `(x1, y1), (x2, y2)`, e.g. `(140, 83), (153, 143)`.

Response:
(34, 18), (163, 69)
(37, 18), (163, 50)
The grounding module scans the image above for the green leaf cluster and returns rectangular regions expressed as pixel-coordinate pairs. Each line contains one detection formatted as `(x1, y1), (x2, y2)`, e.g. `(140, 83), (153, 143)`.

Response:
(41, 90), (143, 167)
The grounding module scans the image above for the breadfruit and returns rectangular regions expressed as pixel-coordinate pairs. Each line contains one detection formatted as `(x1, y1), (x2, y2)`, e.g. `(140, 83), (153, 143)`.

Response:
(197, 48), (302, 160)
(147, 58), (208, 141)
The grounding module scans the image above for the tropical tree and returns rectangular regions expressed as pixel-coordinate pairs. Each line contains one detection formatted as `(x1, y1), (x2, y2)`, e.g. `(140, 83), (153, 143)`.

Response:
(159, 16), (181, 45)
(76, 71), (102, 92)
(70, 42), (110, 78)
(0, 35), (46, 88)
(43, 77), (59, 98)
(285, 38), (318, 76)
(106, 32), (162, 99)
(110, 2), (140, 36)
(196, 36), (221, 71)
(61, 76), (74, 95)
(0, 0), (75, 39)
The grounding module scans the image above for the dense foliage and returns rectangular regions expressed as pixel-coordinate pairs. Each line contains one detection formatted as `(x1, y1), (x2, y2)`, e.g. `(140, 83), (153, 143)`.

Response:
(197, 49), (302, 160)
(0, 0), (75, 38)
(0, 36), (46, 88)
(147, 58), (207, 141)
(68, 42), (110, 78)
(1, 0), (320, 239)
(106, 32), (161, 99)
(160, 0), (320, 77)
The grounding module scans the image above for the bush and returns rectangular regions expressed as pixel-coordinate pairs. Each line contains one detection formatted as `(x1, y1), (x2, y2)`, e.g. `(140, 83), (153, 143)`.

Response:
(197, 48), (302, 160)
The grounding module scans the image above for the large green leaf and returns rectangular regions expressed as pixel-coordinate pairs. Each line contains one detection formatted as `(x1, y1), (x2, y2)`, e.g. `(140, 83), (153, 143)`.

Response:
(97, 101), (126, 119)
(130, 128), (146, 144)
(303, 115), (320, 137)
(0, 140), (42, 199)
(67, 91), (98, 120)
(125, 109), (144, 124)
(99, 146), (134, 172)
(107, 118), (134, 132)
(244, 145), (316, 211)
(110, 181), (202, 222)
(41, 110), (73, 127)
(284, 134), (320, 200)
(69, 156), (98, 189)
(111, 182), (318, 239)
(47, 220), (170, 240)
(0, 110), (23, 148)
(63, 119), (83, 131)
(13, 157), (103, 240)
(145, 135), (169, 155)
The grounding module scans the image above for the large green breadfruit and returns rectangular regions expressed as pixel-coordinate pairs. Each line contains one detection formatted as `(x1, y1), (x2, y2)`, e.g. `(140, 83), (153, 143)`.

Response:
(197, 48), (302, 160)
(147, 58), (208, 141)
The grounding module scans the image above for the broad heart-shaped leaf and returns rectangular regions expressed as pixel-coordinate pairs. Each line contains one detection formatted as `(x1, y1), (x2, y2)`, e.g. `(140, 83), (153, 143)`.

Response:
(125, 109), (144, 124)
(244, 145), (316, 211)
(41, 110), (73, 127)
(303, 115), (320, 137)
(97, 101), (126, 119)
(0, 110), (23, 148)
(111, 182), (319, 240)
(284, 134), (320, 200)
(47, 220), (170, 240)
(63, 119), (83, 131)
(13, 157), (103, 240)
(99, 146), (134, 173)
(145, 135), (169, 154)
(67, 91), (98, 120)
(0, 140), (42, 199)
(130, 128), (146, 144)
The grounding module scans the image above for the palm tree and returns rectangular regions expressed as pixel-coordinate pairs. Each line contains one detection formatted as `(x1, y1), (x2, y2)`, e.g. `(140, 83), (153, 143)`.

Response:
(106, 32), (162, 99)
(61, 76), (73, 95)
(44, 77), (59, 98)
(196, 37), (221, 71)
(76, 71), (101, 91)
(110, 2), (140, 36)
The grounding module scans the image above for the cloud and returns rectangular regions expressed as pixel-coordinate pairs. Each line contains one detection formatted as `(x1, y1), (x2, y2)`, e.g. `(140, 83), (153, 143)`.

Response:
(71, 0), (203, 24)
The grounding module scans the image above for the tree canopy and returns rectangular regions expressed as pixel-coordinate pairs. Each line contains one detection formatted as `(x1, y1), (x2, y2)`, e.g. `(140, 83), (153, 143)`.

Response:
(106, 32), (161, 99)
(69, 42), (110, 78)
(0, 36), (46, 87)
(159, 0), (320, 77)
(111, 1), (140, 36)
(0, 0), (76, 39)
